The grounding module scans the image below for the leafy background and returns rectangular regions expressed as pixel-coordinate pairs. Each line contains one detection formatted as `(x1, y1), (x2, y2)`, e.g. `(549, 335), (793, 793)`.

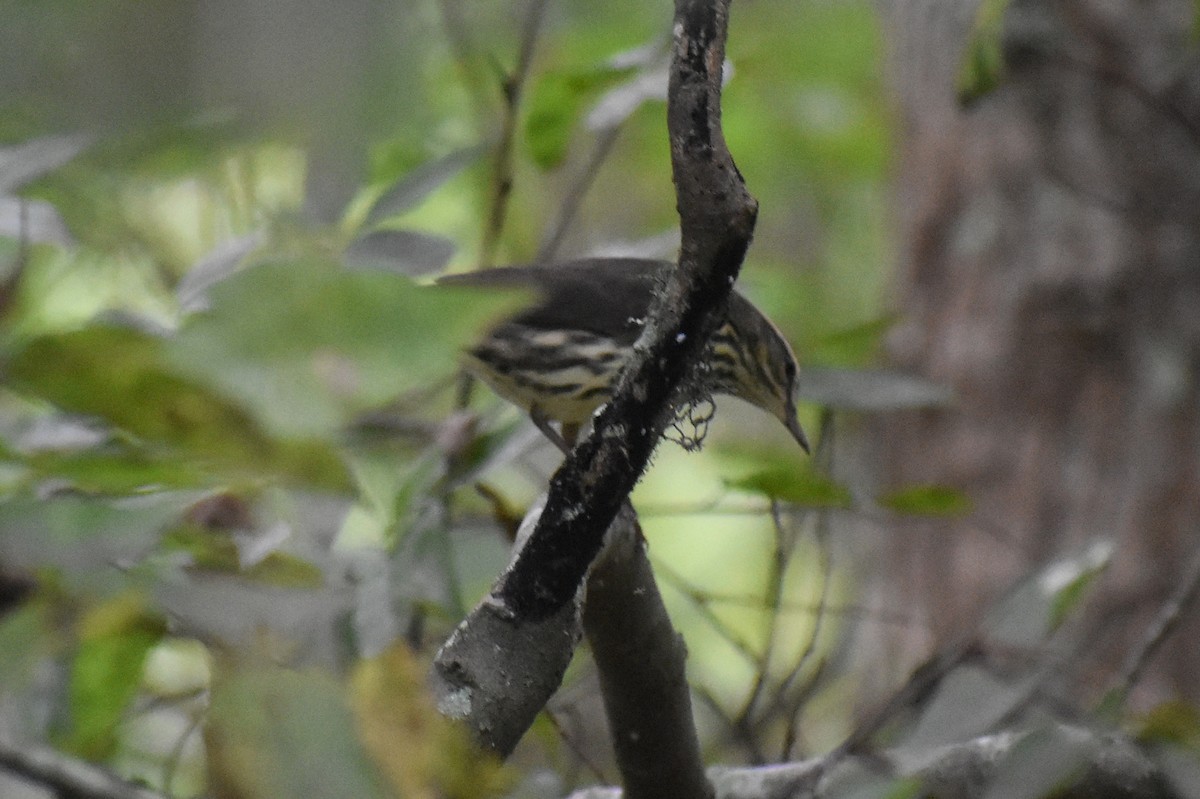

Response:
(1, 1), (1182, 798)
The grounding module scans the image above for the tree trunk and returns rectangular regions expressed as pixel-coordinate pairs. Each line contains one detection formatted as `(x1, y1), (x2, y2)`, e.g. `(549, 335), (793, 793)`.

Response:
(871, 0), (1200, 707)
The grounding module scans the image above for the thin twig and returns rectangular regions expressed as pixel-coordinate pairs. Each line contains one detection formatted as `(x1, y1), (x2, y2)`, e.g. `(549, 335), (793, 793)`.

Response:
(0, 739), (167, 799)
(780, 657), (829, 761)
(651, 557), (766, 667)
(830, 638), (983, 766)
(544, 707), (610, 784)
(693, 683), (766, 765)
(776, 524), (834, 759)
(734, 500), (792, 740)
(1108, 541), (1200, 707)
(776, 527), (832, 702)
(536, 124), (624, 262)
(479, 0), (551, 266)
(161, 707), (206, 796)
(436, 0), (495, 129)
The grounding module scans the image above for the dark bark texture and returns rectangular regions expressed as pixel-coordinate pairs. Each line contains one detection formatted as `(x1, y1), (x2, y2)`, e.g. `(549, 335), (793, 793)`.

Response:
(583, 512), (713, 799)
(872, 0), (1200, 706)
(492, 0), (756, 624)
(432, 0), (755, 767)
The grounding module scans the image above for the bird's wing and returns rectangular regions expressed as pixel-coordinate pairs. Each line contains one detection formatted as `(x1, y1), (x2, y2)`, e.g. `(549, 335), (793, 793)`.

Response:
(438, 258), (667, 346)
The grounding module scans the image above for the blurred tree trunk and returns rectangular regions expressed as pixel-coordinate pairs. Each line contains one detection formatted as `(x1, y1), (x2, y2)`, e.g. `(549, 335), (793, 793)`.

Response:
(870, 0), (1200, 707)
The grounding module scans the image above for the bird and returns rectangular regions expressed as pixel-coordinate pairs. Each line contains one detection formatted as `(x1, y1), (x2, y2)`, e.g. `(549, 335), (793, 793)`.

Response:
(439, 257), (809, 452)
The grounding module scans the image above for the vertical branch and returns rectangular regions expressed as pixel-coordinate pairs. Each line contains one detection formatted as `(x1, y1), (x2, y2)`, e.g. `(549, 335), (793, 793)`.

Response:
(736, 500), (793, 746)
(779, 527), (834, 760)
(479, 0), (551, 266)
(582, 510), (713, 799)
(536, 124), (624, 262)
(437, 0), (494, 124)
(668, 0), (757, 274)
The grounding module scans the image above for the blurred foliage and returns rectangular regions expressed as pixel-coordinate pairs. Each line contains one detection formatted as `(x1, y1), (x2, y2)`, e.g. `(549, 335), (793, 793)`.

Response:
(0, 1), (1169, 798)
(207, 664), (393, 799)
(9, 325), (353, 489)
(350, 644), (512, 798)
(526, 61), (638, 169)
(878, 484), (972, 518)
(724, 461), (853, 509)
(1140, 701), (1200, 749)
(65, 592), (166, 759)
(957, 0), (1011, 104)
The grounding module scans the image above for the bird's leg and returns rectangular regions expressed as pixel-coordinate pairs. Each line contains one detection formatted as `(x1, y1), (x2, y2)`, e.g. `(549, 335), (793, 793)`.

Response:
(530, 406), (573, 455)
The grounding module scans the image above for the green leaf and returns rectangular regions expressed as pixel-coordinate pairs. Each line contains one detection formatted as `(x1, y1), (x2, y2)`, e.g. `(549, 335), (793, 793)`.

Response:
(0, 493), (197, 588)
(986, 540), (1114, 645)
(208, 665), (390, 799)
(0, 603), (49, 689)
(63, 593), (166, 759)
(879, 484), (972, 517)
(166, 258), (524, 440)
(161, 525), (324, 587)
(25, 447), (209, 493)
(905, 665), (1036, 749)
(343, 229), (455, 277)
(525, 64), (634, 169)
(364, 145), (486, 226)
(883, 778), (924, 799)
(725, 464), (852, 509)
(957, 0), (1011, 105)
(807, 315), (896, 365)
(0, 132), (93, 194)
(1139, 701), (1200, 748)
(7, 325), (350, 490)
(1046, 540), (1113, 629)
(441, 413), (524, 489)
(985, 725), (1094, 799)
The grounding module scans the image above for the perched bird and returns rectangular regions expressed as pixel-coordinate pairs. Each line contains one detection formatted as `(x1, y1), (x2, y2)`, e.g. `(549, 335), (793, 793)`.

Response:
(440, 257), (808, 451)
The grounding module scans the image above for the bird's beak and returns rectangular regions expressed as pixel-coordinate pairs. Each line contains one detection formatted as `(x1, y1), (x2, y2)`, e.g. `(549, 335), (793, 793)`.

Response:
(786, 412), (810, 454)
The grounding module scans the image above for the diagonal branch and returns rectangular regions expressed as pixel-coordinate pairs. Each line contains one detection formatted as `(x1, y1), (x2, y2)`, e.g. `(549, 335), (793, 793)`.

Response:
(432, 0), (756, 757)
(0, 738), (167, 799)
(495, 0), (756, 625)
(583, 509), (712, 799)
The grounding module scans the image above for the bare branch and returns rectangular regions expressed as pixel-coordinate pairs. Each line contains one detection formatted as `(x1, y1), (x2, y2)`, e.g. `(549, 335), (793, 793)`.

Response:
(479, 0), (551, 266)
(494, 0), (756, 628)
(734, 500), (790, 743)
(430, 499), (583, 755)
(0, 739), (167, 799)
(432, 0), (756, 764)
(652, 557), (762, 666)
(776, 519), (834, 752)
(583, 509), (712, 799)
(566, 726), (1177, 799)
(544, 708), (611, 784)
(1108, 541), (1200, 707)
(536, 125), (624, 262)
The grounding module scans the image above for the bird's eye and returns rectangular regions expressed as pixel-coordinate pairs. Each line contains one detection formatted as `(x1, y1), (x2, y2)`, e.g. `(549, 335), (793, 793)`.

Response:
(785, 361), (796, 381)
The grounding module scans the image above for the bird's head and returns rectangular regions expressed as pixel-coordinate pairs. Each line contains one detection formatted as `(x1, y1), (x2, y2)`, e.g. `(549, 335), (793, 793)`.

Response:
(714, 294), (809, 453)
